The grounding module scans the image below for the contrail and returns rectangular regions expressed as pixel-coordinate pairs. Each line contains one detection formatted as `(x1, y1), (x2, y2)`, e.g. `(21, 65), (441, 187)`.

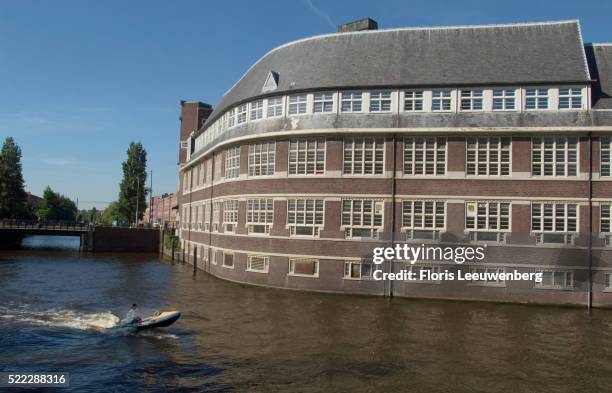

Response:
(304, 0), (336, 30)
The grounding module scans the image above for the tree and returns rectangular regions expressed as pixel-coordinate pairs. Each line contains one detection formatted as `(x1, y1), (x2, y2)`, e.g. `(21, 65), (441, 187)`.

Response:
(118, 142), (147, 225)
(100, 201), (125, 225)
(37, 186), (78, 221)
(76, 207), (102, 223)
(0, 137), (28, 218)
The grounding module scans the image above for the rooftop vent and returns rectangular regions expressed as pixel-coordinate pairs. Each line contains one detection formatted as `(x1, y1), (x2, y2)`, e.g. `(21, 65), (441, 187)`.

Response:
(337, 18), (378, 33)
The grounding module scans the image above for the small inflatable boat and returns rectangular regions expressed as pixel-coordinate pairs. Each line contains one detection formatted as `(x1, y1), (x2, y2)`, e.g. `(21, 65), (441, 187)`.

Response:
(132, 311), (181, 331)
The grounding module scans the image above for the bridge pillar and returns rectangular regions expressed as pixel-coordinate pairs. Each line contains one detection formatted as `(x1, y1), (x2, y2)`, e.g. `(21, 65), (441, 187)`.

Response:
(79, 233), (89, 252)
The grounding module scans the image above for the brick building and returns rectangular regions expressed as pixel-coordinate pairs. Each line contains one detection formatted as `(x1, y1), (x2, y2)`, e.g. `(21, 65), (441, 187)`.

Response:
(176, 19), (612, 306)
(143, 193), (178, 228)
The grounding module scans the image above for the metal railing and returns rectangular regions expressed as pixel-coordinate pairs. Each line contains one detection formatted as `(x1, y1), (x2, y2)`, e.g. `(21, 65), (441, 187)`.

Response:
(0, 219), (92, 232)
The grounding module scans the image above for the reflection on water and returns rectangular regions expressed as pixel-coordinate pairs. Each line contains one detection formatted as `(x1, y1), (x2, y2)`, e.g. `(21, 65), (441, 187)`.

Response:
(20, 235), (80, 251)
(0, 239), (611, 392)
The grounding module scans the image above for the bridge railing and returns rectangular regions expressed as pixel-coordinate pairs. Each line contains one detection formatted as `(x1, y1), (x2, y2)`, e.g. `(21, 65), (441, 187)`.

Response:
(0, 219), (92, 231)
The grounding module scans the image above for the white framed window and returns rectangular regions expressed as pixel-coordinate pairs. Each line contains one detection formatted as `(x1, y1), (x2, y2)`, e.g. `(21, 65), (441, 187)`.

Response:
(466, 137), (511, 176)
(313, 93), (334, 113)
(601, 136), (611, 177)
(408, 264), (441, 283)
(344, 260), (374, 280)
(222, 252), (234, 269)
(404, 137), (446, 175)
(558, 88), (582, 109)
(492, 89), (516, 110)
(605, 273), (612, 291)
(287, 199), (324, 237)
(236, 104), (247, 124)
(224, 146), (240, 179)
(601, 204), (611, 233)
(404, 91), (424, 111)
(250, 100), (264, 121)
(470, 267), (506, 287)
(248, 142), (275, 176)
(212, 201), (221, 232)
(402, 200), (445, 230)
(288, 94), (307, 115)
(535, 270), (573, 289)
(247, 255), (269, 273)
(247, 199), (273, 234)
(341, 199), (384, 239)
(431, 90), (452, 111)
(227, 108), (236, 127)
(531, 203), (577, 233)
(343, 137), (384, 175)
(288, 139), (325, 175)
(204, 202), (211, 231)
(196, 205), (202, 230)
(289, 258), (319, 277)
(340, 91), (363, 112)
(201, 246), (209, 262)
(466, 201), (510, 231)
(223, 200), (238, 232)
(369, 91), (392, 112)
(525, 88), (549, 110)
(460, 89), (483, 111)
(532, 137), (578, 176)
(267, 97), (283, 117)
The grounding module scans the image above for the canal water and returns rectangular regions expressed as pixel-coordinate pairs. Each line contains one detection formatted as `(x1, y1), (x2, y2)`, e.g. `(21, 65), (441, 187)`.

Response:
(1, 236), (611, 392)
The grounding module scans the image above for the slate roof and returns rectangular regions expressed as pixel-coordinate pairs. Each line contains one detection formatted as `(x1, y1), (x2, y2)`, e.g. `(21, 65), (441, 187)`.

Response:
(585, 44), (612, 109)
(204, 20), (591, 127)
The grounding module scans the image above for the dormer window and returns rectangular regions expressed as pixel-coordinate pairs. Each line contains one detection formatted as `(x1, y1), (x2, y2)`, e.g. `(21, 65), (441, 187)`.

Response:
(558, 88), (582, 109)
(460, 89), (483, 111)
(525, 88), (549, 110)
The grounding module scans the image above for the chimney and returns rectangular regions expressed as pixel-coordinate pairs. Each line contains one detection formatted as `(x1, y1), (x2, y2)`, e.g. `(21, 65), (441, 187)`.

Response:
(337, 18), (378, 33)
(178, 101), (213, 165)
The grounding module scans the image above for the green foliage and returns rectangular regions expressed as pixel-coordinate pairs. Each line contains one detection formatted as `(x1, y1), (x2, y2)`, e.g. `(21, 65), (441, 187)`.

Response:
(76, 207), (102, 223)
(100, 201), (125, 225)
(37, 186), (78, 221)
(118, 142), (147, 224)
(0, 137), (28, 218)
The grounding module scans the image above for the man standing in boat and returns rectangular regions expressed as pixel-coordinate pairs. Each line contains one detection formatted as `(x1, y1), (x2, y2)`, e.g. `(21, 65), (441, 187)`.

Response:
(125, 304), (142, 324)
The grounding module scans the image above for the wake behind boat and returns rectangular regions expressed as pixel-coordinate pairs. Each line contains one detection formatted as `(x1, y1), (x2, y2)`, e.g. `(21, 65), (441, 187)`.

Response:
(123, 310), (181, 331)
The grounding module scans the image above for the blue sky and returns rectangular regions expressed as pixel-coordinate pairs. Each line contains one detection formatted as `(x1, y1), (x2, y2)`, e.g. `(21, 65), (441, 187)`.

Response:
(0, 0), (611, 209)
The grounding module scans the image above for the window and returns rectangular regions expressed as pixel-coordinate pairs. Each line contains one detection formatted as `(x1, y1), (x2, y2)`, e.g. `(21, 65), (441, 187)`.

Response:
(196, 205), (202, 230)
(313, 93), (334, 113)
(228, 108), (236, 127)
(601, 205), (611, 233)
(212, 202), (221, 232)
(236, 104), (247, 124)
(369, 91), (392, 112)
(535, 270), (573, 289)
(287, 199), (324, 237)
(404, 137), (446, 175)
(250, 100), (264, 120)
(289, 258), (319, 277)
(289, 139), (325, 175)
(466, 202), (510, 231)
(466, 137), (511, 175)
(532, 137), (577, 176)
(222, 252), (234, 268)
(531, 203), (577, 233)
(559, 88), (582, 109)
(460, 89), (483, 111)
(204, 202), (211, 231)
(248, 142), (275, 176)
(223, 200), (238, 232)
(344, 261), (374, 279)
(288, 94), (307, 115)
(341, 199), (384, 239)
(404, 91), (424, 111)
(343, 137), (384, 175)
(408, 264), (441, 283)
(470, 267), (506, 287)
(247, 255), (269, 273)
(525, 88), (549, 110)
(431, 90), (452, 111)
(493, 89), (516, 110)
(247, 199), (274, 234)
(606, 273), (612, 291)
(224, 146), (240, 179)
(267, 97), (283, 117)
(402, 201), (445, 230)
(341, 91), (363, 112)
(602, 137), (611, 177)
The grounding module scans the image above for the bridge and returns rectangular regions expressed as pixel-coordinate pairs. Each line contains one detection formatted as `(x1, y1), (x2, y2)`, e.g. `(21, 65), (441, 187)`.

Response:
(0, 219), (160, 252)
